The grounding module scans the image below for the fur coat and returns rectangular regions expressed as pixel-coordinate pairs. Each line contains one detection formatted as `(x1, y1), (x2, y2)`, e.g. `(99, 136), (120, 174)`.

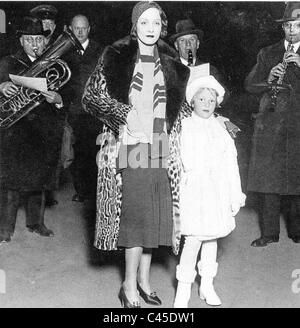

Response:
(82, 36), (190, 253)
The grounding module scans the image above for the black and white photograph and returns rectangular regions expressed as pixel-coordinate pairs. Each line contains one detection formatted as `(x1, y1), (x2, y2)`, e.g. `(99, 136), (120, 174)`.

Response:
(1, 0), (300, 312)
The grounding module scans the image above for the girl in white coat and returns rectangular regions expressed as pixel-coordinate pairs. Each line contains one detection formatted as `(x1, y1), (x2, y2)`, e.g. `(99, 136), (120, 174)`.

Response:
(173, 74), (246, 307)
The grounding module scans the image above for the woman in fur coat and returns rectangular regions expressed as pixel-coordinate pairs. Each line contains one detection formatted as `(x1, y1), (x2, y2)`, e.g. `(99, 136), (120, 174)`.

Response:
(82, 1), (190, 308)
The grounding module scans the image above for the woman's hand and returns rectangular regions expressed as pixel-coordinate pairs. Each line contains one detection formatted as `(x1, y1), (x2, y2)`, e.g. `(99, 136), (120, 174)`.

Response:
(41, 91), (62, 105)
(127, 109), (143, 134)
(0, 81), (19, 97)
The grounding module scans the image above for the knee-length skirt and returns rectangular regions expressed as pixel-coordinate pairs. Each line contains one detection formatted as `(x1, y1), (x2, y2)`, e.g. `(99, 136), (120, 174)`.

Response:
(117, 167), (173, 248)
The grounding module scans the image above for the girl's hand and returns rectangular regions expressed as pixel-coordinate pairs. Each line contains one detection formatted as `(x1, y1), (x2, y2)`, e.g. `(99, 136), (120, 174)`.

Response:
(231, 203), (241, 216)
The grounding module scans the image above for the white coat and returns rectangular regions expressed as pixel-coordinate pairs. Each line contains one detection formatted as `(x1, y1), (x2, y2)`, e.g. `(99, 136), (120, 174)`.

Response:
(179, 113), (246, 239)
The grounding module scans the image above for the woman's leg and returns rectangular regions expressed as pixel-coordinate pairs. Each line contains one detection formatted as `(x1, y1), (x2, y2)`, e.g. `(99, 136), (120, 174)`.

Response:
(137, 248), (152, 294)
(198, 239), (221, 306)
(123, 246), (143, 303)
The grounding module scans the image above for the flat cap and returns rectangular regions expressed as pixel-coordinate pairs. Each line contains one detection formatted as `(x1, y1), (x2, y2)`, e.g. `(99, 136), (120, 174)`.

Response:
(30, 4), (57, 20)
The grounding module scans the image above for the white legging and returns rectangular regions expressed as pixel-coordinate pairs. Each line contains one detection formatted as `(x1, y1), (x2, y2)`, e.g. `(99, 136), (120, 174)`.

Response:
(176, 236), (218, 283)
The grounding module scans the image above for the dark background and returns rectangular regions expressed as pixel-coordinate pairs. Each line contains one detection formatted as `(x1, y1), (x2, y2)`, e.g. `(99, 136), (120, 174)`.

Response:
(0, 1), (287, 93)
(0, 1), (289, 192)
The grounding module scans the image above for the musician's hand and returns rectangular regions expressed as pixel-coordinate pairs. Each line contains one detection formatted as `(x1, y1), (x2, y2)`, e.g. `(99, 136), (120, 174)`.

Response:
(0, 82), (19, 97)
(284, 52), (300, 67)
(42, 91), (62, 105)
(268, 63), (286, 82)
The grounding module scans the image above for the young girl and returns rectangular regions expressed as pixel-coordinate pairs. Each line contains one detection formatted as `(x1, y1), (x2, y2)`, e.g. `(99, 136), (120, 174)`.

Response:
(173, 74), (246, 307)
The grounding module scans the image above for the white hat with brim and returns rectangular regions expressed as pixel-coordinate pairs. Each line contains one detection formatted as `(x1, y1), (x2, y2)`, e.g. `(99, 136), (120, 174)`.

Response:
(186, 75), (225, 105)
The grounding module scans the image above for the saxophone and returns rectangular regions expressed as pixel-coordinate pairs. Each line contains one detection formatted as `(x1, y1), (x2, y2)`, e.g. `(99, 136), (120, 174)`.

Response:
(0, 27), (83, 129)
(270, 41), (293, 109)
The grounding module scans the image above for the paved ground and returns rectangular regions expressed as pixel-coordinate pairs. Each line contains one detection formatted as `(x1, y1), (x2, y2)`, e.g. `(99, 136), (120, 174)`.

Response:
(1, 177), (300, 308)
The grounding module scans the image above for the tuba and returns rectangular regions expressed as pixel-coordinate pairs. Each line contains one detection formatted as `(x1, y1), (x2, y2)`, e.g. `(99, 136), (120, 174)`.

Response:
(0, 27), (83, 129)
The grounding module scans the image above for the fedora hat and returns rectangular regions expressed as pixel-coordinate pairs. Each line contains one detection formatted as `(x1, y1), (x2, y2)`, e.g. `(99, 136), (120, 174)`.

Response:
(16, 16), (51, 37)
(30, 4), (58, 20)
(276, 2), (300, 22)
(169, 19), (204, 43)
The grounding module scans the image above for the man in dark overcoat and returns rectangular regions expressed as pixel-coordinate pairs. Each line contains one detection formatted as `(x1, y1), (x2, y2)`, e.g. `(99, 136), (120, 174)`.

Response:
(67, 15), (103, 203)
(245, 2), (300, 246)
(0, 17), (66, 243)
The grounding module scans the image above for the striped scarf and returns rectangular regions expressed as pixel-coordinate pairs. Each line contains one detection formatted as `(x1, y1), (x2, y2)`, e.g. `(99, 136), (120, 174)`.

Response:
(128, 45), (168, 156)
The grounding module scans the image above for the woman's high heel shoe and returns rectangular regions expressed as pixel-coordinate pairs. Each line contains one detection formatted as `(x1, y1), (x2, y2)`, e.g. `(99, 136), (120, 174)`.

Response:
(137, 283), (162, 306)
(118, 287), (141, 308)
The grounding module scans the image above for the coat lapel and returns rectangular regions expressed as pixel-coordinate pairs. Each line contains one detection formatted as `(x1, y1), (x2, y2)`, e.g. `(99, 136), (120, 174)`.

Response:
(103, 37), (189, 130)
(82, 39), (96, 59)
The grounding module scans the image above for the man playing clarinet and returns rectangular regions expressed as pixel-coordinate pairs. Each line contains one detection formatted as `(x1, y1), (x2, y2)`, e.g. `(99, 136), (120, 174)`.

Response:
(245, 2), (300, 247)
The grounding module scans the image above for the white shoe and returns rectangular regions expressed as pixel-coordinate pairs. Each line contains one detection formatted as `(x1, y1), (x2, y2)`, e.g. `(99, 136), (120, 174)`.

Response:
(173, 282), (191, 308)
(199, 279), (222, 306)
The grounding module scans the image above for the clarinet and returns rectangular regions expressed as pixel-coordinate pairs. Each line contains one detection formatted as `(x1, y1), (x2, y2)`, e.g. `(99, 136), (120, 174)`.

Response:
(187, 50), (193, 66)
(270, 41), (293, 109)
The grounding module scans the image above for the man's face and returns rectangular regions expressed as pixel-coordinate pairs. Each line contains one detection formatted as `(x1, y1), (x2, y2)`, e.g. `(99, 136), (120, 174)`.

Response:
(174, 34), (199, 61)
(42, 19), (56, 35)
(19, 34), (46, 58)
(283, 20), (300, 43)
(70, 16), (90, 44)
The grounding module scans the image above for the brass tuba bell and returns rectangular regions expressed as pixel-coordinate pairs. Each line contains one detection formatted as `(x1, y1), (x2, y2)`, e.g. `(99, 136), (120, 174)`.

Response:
(0, 27), (83, 129)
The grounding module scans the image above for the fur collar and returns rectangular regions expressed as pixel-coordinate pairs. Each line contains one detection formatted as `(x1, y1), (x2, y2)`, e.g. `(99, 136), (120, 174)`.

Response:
(102, 36), (190, 130)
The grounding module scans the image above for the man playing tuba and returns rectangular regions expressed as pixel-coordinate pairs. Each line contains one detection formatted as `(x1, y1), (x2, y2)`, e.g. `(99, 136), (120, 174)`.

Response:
(0, 16), (67, 244)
